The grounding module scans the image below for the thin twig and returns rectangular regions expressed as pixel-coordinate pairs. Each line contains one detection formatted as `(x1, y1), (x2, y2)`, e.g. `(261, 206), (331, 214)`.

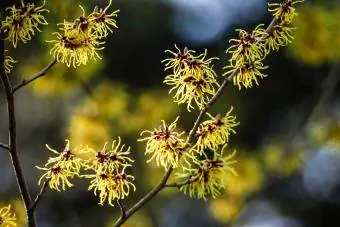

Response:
(113, 17), (279, 227)
(13, 59), (57, 92)
(117, 199), (126, 220)
(29, 180), (49, 217)
(165, 177), (197, 188)
(113, 167), (173, 227)
(0, 43), (35, 227)
(0, 142), (9, 150)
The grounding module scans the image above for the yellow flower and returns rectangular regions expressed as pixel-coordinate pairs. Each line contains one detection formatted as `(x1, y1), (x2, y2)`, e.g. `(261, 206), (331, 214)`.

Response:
(69, 113), (110, 149)
(225, 154), (264, 195)
(0, 205), (16, 227)
(162, 45), (218, 79)
(162, 45), (193, 74)
(264, 24), (295, 52)
(288, 5), (335, 65)
(85, 168), (135, 206)
(150, 139), (188, 169)
(224, 59), (268, 90)
(226, 25), (265, 65)
(194, 107), (239, 154)
(63, 2), (119, 38)
(210, 197), (243, 222)
(62, 6), (92, 33)
(44, 140), (83, 173)
(48, 28), (104, 67)
(138, 117), (188, 169)
(268, 0), (304, 24)
(1, 0), (49, 48)
(36, 165), (77, 191)
(4, 52), (17, 74)
(48, 1), (119, 67)
(164, 69), (219, 111)
(162, 46), (219, 111)
(81, 137), (134, 172)
(87, 0), (119, 38)
(112, 171), (136, 199)
(177, 147), (237, 200)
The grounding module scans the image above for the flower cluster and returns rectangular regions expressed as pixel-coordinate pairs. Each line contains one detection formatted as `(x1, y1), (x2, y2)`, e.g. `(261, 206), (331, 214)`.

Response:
(224, 0), (304, 89)
(48, 0), (119, 67)
(0, 205), (16, 227)
(36, 138), (135, 206)
(177, 147), (237, 200)
(265, 0), (304, 52)
(224, 25), (268, 89)
(194, 107), (239, 153)
(81, 138), (135, 206)
(1, 0), (49, 48)
(138, 117), (188, 169)
(174, 106), (239, 199)
(163, 45), (219, 111)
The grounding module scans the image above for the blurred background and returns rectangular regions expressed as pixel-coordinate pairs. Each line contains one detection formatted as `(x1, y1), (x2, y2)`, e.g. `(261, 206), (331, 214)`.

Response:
(1, 0), (340, 226)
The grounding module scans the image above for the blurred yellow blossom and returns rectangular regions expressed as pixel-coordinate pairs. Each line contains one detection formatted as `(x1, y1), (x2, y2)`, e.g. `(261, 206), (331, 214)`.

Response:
(19, 57), (102, 96)
(210, 196), (243, 223)
(109, 211), (152, 227)
(69, 113), (111, 150)
(121, 90), (178, 133)
(226, 154), (263, 196)
(310, 119), (340, 147)
(289, 5), (340, 65)
(262, 144), (302, 176)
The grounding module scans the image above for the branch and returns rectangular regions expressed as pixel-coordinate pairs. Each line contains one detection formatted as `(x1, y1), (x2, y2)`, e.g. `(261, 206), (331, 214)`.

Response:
(13, 59), (57, 92)
(29, 180), (49, 218)
(0, 49), (36, 227)
(117, 199), (126, 220)
(0, 142), (9, 150)
(165, 177), (197, 188)
(113, 167), (173, 227)
(113, 17), (279, 227)
(188, 18), (277, 141)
